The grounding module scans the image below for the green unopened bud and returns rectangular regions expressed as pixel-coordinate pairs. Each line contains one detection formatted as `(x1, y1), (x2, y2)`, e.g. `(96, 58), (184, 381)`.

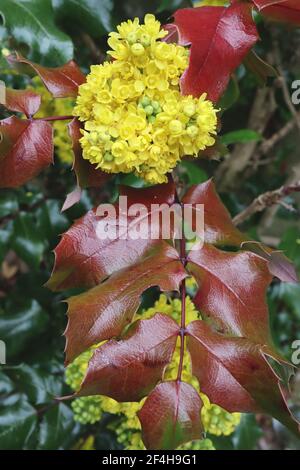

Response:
(141, 96), (151, 107)
(183, 103), (196, 117)
(140, 33), (151, 47)
(103, 152), (114, 162)
(187, 125), (198, 137)
(169, 119), (183, 135)
(148, 115), (156, 123)
(127, 32), (137, 45)
(131, 43), (145, 56)
(145, 105), (154, 116)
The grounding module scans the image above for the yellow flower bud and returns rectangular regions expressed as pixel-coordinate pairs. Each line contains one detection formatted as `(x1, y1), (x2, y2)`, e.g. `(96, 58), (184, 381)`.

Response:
(183, 103), (196, 117)
(131, 43), (145, 56)
(169, 119), (183, 135)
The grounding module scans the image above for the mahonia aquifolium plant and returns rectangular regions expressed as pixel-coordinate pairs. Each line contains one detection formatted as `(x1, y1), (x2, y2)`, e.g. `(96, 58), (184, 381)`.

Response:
(2, 1), (300, 452)
(75, 14), (217, 184)
(66, 290), (240, 450)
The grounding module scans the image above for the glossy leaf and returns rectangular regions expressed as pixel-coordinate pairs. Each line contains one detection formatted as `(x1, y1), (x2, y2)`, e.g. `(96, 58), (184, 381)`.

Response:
(233, 414), (263, 450)
(64, 242), (187, 363)
(37, 403), (74, 450)
(47, 178), (176, 291)
(52, 0), (113, 36)
(2, 88), (41, 117)
(0, 300), (48, 357)
(242, 241), (299, 284)
(6, 364), (63, 405)
(0, 372), (15, 395)
(252, 0), (300, 26)
(187, 244), (274, 345)
(77, 314), (179, 401)
(0, 190), (18, 218)
(243, 50), (278, 86)
(0, 0), (73, 65)
(0, 116), (53, 188)
(0, 394), (37, 450)
(138, 381), (203, 450)
(182, 179), (246, 246)
(173, 4), (258, 101)
(220, 129), (262, 146)
(12, 212), (46, 268)
(186, 320), (299, 434)
(8, 54), (85, 98)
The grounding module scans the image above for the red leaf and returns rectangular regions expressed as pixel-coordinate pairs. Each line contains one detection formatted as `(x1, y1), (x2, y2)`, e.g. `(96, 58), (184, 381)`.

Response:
(76, 314), (179, 402)
(187, 244), (274, 345)
(172, 4), (259, 101)
(138, 381), (203, 450)
(47, 178), (176, 291)
(252, 0), (300, 26)
(8, 53), (86, 98)
(0, 116), (53, 188)
(242, 241), (299, 284)
(64, 242), (187, 364)
(182, 179), (246, 246)
(61, 186), (83, 212)
(187, 320), (300, 434)
(2, 88), (41, 117)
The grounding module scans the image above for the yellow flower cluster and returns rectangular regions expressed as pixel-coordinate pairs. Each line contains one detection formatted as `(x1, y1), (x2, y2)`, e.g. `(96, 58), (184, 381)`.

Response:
(74, 14), (217, 184)
(66, 290), (241, 449)
(30, 77), (74, 164)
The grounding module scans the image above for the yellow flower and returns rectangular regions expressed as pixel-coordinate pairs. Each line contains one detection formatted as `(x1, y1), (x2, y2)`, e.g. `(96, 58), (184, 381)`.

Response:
(75, 14), (217, 184)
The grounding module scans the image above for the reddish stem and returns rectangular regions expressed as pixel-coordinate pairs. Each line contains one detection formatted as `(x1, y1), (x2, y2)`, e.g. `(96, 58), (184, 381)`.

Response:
(177, 201), (187, 382)
(34, 115), (74, 122)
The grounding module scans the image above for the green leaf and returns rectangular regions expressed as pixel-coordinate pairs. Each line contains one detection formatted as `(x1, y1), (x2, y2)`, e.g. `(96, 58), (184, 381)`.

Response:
(279, 228), (300, 272)
(217, 76), (240, 110)
(179, 161), (208, 186)
(244, 50), (277, 86)
(0, 394), (37, 449)
(37, 403), (74, 450)
(233, 414), (262, 450)
(36, 200), (69, 243)
(275, 284), (300, 321)
(0, 226), (11, 263)
(0, 0), (73, 65)
(0, 190), (18, 218)
(12, 212), (46, 269)
(52, 0), (113, 36)
(5, 364), (63, 405)
(0, 299), (48, 357)
(156, 0), (189, 13)
(0, 372), (15, 395)
(220, 129), (262, 146)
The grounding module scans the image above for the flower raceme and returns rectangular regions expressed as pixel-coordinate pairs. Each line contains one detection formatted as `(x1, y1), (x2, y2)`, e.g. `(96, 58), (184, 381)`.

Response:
(75, 14), (218, 184)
